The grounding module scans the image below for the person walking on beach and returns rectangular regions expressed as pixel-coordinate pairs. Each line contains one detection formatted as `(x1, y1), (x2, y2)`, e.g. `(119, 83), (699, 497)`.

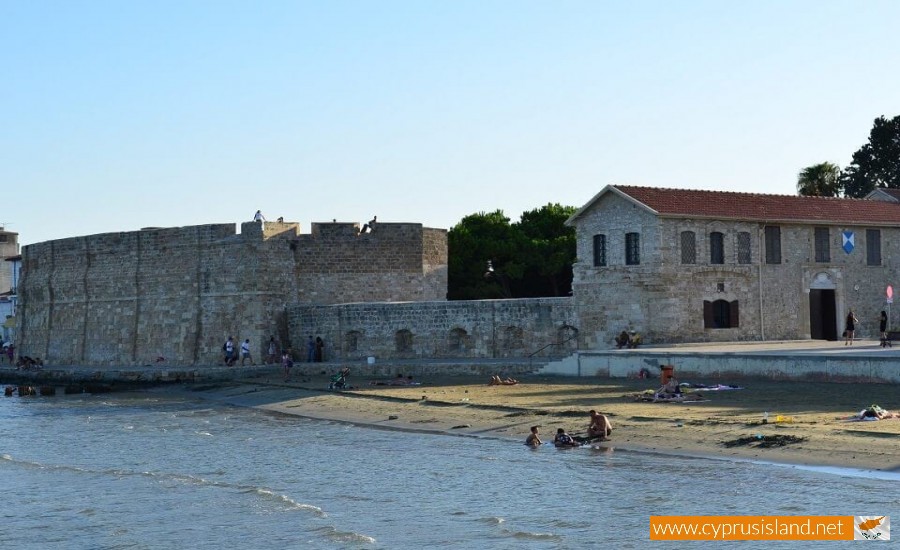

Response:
(240, 338), (255, 366)
(223, 336), (236, 366)
(845, 310), (859, 345)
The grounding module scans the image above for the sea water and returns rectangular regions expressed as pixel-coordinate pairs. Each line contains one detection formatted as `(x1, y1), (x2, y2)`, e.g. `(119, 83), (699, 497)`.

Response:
(1, 387), (896, 549)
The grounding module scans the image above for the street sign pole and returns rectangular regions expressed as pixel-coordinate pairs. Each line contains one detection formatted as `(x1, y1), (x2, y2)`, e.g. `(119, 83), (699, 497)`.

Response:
(888, 285), (894, 331)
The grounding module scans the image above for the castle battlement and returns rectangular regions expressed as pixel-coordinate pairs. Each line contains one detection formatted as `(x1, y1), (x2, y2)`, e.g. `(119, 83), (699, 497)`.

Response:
(16, 218), (448, 367)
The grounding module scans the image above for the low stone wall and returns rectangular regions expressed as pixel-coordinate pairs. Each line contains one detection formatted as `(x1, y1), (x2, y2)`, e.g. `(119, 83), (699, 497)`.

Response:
(286, 298), (580, 361)
(541, 350), (900, 383)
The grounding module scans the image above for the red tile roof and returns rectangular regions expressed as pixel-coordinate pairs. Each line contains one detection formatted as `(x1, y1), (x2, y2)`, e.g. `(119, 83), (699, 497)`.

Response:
(613, 185), (900, 225)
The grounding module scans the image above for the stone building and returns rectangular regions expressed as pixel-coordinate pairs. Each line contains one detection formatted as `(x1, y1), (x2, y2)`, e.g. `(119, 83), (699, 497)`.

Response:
(566, 185), (900, 348)
(0, 226), (20, 343)
(0, 226), (18, 296)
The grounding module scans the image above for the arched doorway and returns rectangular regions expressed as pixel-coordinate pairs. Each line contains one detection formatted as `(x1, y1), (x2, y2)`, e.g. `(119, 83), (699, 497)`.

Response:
(809, 272), (837, 340)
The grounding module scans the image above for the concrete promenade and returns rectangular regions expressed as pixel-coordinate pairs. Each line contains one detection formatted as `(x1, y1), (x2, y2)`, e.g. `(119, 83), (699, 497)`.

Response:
(2, 339), (899, 387)
(542, 338), (900, 383)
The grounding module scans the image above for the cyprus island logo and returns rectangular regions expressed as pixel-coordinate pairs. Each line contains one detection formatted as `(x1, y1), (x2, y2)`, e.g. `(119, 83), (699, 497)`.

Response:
(855, 516), (889, 540)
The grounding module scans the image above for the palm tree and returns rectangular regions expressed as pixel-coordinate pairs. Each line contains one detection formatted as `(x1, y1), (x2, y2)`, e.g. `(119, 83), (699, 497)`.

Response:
(797, 162), (842, 197)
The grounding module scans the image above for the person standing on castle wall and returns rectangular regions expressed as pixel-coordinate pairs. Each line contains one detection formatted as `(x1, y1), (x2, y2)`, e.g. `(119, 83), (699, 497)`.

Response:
(253, 210), (266, 222)
(306, 335), (315, 363)
(240, 338), (256, 366)
(224, 336), (236, 366)
(266, 336), (278, 364)
(315, 336), (324, 362)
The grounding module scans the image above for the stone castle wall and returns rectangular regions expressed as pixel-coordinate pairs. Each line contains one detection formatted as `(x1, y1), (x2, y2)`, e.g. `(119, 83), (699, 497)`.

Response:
(17, 221), (448, 366)
(286, 298), (579, 361)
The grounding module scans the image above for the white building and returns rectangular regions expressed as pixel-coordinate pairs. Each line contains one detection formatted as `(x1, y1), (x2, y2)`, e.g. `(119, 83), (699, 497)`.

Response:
(1, 226), (21, 344)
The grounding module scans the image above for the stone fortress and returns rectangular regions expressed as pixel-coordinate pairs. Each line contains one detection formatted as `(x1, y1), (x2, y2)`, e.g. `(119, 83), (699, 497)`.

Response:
(16, 219), (575, 367)
(17, 185), (900, 370)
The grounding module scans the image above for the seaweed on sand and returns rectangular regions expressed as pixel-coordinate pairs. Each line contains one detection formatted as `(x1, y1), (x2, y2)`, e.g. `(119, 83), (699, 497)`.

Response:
(722, 434), (807, 449)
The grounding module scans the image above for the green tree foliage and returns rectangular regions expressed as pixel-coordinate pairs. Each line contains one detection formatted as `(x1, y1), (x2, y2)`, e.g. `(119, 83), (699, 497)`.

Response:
(841, 115), (900, 198)
(796, 162), (842, 197)
(447, 204), (576, 300)
(516, 204), (577, 297)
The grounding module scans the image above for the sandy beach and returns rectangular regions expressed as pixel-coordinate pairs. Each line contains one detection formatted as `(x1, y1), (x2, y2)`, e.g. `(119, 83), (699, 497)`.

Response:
(185, 371), (900, 473)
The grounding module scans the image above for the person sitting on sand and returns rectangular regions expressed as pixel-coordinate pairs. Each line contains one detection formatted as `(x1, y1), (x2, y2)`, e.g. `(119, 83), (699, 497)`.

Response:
(390, 374), (416, 385)
(525, 426), (542, 447)
(654, 377), (682, 401)
(587, 410), (613, 440)
(489, 375), (518, 386)
(553, 428), (580, 448)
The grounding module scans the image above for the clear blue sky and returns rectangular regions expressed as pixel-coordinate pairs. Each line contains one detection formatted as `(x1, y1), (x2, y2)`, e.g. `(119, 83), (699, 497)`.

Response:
(3, 1), (899, 246)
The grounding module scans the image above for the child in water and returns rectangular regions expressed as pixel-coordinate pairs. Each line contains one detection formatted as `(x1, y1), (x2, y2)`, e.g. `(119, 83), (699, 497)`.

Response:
(525, 426), (542, 447)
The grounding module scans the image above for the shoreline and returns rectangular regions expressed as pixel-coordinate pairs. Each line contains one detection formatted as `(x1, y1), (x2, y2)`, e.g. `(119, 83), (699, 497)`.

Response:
(171, 374), (900, 476)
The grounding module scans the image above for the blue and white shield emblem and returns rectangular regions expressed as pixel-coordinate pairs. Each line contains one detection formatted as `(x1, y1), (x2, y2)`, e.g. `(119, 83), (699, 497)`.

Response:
(842, 230), (855, 254)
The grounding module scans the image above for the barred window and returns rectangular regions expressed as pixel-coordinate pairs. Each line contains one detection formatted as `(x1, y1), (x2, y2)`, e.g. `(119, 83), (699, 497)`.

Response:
(765, 226), (781, 264)
(867, 229), (882, 266)
(593, 234), (606, 267)
(680, 231), (696, 264)
(625, 232), (640, 265)
(737, 232), (751, 264)
(710, 232), (725, 264)
(814, 227), (831, 263)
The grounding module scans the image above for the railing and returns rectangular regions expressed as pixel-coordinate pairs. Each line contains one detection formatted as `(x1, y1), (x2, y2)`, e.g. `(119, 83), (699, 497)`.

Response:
(527, 333), (579, 368)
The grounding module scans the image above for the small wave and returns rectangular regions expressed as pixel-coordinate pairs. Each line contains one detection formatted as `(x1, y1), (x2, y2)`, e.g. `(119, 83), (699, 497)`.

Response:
(1, 455), (329, 520)
(196, 431), (214, 437)
(503, 529), (562, 541)
(249, 488), (327, 517)
(314, 526), (376, 544)
(546, 519), (580, 529)
(479, 516), (505, 525)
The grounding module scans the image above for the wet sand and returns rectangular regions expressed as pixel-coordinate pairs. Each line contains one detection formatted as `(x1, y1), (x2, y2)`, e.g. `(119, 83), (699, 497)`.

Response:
(188, 373), (900, 473)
